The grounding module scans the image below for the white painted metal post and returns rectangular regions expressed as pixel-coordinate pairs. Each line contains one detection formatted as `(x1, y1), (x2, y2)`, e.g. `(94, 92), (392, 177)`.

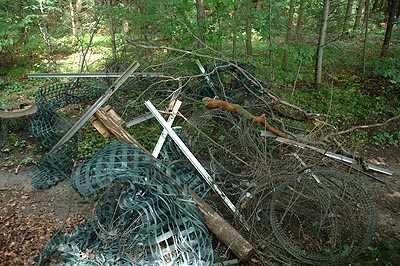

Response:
(145, 100), (250, 230)
(152, 100), (182, 158)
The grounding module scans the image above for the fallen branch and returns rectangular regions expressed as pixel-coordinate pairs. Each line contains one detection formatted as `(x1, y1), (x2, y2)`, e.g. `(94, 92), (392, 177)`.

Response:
(128, 42), (325, 121)
(192, 193), (256, 262)
(324, 114), (400, 141)
(202, 97), (288, 138)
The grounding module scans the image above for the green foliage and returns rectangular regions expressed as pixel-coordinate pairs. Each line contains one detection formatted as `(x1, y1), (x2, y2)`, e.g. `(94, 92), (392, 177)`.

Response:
(0, 79), (43, 106)
(367, 57), (400, 84)
(77, 126), (109, 159)
(127, 121), (161, 151)
(355, 240), (400, 265)
(372, 129), (400, 146)
(278, 84), (398, 128)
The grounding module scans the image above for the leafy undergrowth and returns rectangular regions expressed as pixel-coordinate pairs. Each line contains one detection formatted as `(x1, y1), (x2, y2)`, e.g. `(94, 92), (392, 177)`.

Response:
(275, 74), (400, 146)
(0, 131), (41, 170)
(354, 239), (400, 265)
(0, 79), (47, 108)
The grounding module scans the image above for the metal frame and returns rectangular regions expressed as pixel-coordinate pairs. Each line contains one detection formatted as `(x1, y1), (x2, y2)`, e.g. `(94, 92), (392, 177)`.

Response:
(145, 100), (250, 231)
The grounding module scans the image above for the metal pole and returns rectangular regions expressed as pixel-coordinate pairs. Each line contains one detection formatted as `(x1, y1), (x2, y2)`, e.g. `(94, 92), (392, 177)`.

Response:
(50, 62), (140, 153)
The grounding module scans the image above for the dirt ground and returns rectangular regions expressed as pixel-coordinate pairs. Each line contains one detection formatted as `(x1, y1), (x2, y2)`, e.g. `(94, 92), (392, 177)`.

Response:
(0, 169), (92, 265)
(0, 146), (400, 265)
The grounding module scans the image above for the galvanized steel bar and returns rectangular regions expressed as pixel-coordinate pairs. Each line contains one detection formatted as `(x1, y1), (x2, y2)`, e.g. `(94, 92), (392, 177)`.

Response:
(27, 72), (162, 79)
(50, 62), (140, 153)
(126, 112), (154, 128)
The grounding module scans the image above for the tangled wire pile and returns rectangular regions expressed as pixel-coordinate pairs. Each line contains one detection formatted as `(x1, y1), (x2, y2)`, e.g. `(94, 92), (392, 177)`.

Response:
(183, 106), (377, 265)
(38, 141), (213, 265)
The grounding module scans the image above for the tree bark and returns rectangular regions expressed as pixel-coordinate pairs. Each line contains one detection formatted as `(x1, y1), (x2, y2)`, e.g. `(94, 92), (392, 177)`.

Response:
(245, 16), (252, 56)
(232, 0), (238, 59)
(196, 0), (206, 48)
(122, 0), (129, 34)
(353, 0), (365, 30)
(343, 0), (354, 33)
(75, 0), (82, 35)
(192, 193), (256, 262)
(69, 0), (76, 38)
(315, 0), (330, 86)
(202, 97), (288, 138)
(362, 0), (370, 73)
(283, 0), (296, 71)
(381, 0), (399, 56)
(267, 0), (274, 80)
(296, 0), (306, 40)
(108, 0), (117, 62)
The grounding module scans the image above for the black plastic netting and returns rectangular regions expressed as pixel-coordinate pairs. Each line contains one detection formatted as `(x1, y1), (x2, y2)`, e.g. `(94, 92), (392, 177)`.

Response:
(30, 80), (108, 189)
(38, 141), (213, 265)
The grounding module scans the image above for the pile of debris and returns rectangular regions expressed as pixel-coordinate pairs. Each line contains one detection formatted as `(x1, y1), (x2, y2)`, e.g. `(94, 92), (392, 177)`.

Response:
(3, 59), (394, 265)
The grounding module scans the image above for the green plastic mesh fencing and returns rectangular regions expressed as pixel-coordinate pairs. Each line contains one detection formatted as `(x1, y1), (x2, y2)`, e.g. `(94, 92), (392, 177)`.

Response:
(38, 142), (214, 265)
(30, 80), (108, 189)
(158, 127), (210, 198)
(71, 140), (209, 199)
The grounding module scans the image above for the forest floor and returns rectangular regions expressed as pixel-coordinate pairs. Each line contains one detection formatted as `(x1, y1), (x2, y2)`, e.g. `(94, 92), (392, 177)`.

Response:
(1, 141), (400, 265)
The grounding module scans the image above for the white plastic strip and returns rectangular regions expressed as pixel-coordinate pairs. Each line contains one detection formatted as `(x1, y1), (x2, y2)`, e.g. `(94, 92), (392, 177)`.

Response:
(145, 100), (249, 230)
(152, 100), (182, 158)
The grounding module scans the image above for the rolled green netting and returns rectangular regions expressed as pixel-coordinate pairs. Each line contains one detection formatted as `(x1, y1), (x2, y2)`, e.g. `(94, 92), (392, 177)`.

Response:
(72, 140), (209, 199)
(30, 80), (108, 189)
(39, 142), (213, 265)
(158, 127), (210, 198)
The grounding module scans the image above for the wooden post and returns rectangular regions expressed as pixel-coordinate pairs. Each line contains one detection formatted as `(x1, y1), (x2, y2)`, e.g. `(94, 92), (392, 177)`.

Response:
(192, 193), (256, 262)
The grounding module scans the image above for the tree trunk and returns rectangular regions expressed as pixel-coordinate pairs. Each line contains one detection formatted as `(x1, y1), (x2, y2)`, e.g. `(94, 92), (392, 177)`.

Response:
(296, 0), (306, 40)
(196, 0), (206, 48)
(122, 0), (129, 34)
(315, 0), (330, 86)
(75, 0), (82, 35)
(109, 0), (117, 62)
(267, 0), (274, 80)
(283, 0), (296, 71)
(245, 7), (253, 56)
(353, 0), (365, 30)
(362, 0), (370, 73)
(381, 0), (400, 56)
(232, 0), (238, 59)
(343, 0), (354, 33)
(69, 0), (76, 38)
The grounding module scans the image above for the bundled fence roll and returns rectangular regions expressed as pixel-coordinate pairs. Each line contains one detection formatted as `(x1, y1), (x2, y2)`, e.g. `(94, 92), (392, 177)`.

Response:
(71, 140), (209, 199)
(249, 169), (376, 265)
(30, 80), (108, 189)
(39, 141), (213, 265)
